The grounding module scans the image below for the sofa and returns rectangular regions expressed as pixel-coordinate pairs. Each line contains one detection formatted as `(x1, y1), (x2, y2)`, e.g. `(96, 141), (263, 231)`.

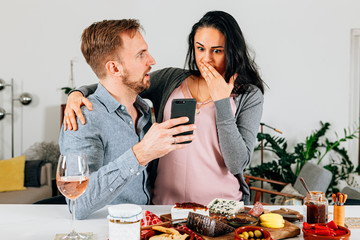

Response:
(342, 185), (360, 205)
(0, 163), (52, 204)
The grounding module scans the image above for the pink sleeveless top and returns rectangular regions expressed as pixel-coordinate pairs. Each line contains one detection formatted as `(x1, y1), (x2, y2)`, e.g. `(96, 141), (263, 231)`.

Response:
(152, 79), (242, 205)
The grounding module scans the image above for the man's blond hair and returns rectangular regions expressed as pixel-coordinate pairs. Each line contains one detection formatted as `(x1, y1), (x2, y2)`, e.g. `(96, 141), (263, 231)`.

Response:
(81, 19), (141, 79)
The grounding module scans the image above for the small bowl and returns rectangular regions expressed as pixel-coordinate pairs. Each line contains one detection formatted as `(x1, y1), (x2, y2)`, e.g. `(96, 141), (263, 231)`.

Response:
(226, 213), (259, 228)
(302, 224), (351, 240)
(234, 226), (272, 240)
(144, 228), (194, 240)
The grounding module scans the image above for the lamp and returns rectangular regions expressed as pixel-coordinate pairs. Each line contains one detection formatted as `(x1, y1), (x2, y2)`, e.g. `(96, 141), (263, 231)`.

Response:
(0, 78), (33, 157)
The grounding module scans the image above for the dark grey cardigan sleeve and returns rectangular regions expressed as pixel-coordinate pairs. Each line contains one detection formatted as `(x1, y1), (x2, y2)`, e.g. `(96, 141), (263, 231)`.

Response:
(69, 84), (98, 97)
(214, 87), (263, 175)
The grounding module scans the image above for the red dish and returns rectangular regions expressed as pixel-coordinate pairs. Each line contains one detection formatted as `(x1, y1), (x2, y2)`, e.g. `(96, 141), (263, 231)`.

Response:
(144, 228), (194, 240)
(302, 223), (351, 240)
(234, 226), (272, 240)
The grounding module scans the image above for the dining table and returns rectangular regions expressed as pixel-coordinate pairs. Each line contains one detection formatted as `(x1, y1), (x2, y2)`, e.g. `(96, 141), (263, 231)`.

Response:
(0, 204), (359, 240)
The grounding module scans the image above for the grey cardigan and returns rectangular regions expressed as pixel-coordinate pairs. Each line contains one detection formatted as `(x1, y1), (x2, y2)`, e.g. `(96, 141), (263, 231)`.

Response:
(78, 67), (264, 204)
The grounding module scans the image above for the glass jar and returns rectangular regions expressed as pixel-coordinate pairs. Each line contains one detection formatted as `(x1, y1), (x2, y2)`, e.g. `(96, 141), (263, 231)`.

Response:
(108, 204), (143, 240)
(304, 191), (328, 224)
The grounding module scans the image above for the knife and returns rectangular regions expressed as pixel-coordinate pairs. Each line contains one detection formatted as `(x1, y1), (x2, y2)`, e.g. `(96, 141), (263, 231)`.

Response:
(270, 208), (303, 222)
(278, 214), (303, 222)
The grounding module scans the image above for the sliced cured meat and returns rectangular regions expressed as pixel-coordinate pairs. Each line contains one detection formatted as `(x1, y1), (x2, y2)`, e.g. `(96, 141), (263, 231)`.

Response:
(248, 201), (264, 217)
(186, 212), (235, 237)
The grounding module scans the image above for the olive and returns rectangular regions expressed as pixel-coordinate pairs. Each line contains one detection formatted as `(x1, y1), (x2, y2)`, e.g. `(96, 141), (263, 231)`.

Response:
(254, 230), (263, 238)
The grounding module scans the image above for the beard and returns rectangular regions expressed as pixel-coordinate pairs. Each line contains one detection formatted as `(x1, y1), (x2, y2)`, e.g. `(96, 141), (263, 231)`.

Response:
(121, 68), (150, 94)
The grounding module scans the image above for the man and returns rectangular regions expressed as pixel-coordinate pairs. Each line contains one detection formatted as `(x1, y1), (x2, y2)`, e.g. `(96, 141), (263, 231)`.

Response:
(59, 19), (195, 219)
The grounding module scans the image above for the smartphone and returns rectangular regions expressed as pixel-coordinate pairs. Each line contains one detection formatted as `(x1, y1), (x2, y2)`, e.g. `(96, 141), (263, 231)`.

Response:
(170, 98), (197, 144)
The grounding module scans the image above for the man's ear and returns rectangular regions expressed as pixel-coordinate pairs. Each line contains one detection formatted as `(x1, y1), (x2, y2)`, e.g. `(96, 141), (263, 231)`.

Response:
(105, 61), (123, 77)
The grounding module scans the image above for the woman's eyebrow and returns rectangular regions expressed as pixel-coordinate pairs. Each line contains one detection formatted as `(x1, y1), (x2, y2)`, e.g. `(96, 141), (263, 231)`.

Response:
(195, 42), (224, 48)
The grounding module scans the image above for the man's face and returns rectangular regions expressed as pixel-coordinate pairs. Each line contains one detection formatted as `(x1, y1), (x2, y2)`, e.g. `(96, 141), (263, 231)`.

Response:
(118, 31), (156, 93)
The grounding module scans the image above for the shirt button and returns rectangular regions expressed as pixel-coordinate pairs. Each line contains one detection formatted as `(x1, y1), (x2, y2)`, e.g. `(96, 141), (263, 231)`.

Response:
(130, 168), (135, 173)
(109, 188), (113, 192)
(136, 172), (140, 176)
(129, 121), (133, 125)
(121, 106), (125, 111)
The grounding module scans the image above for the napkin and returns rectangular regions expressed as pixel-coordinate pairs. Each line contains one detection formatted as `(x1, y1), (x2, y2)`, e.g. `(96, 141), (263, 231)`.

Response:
(54, 232), (94, 240)
(141, 210), (163, 238)
(140, 211), (204, 240)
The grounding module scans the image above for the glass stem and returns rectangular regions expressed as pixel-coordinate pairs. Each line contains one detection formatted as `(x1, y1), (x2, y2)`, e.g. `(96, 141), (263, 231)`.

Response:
(72, 199), (76, 232)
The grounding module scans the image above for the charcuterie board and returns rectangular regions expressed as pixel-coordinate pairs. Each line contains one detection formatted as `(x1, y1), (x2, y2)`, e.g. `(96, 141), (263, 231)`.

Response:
(160, 214), (300, 240)
(259, 220), (300, 240)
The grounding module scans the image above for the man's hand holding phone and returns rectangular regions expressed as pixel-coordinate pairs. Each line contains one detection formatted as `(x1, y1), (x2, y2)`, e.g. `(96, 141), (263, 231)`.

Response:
(132, 116), (196, 166)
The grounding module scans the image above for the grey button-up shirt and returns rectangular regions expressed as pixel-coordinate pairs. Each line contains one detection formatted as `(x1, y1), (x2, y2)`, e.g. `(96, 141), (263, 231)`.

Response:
(59, 83), (152, 219)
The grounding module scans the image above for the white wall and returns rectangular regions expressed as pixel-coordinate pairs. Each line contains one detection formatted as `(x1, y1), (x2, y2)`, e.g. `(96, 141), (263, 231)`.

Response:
(0, 0), (359, 166)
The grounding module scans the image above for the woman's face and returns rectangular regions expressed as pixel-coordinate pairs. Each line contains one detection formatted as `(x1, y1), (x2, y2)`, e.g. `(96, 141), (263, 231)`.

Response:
(194, 27), (226, 76)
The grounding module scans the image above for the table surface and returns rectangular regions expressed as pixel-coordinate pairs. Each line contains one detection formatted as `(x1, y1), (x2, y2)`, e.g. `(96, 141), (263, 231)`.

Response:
(0, 204), (359, 240)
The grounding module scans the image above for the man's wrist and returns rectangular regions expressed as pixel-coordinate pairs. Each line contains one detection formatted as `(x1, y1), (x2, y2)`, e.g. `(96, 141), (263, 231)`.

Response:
(132, 143), (147, 166)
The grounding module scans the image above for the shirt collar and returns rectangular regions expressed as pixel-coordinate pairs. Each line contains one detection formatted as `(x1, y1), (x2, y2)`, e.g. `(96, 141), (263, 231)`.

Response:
(94, 83), (150, 114)
(134, 95), (151, 114)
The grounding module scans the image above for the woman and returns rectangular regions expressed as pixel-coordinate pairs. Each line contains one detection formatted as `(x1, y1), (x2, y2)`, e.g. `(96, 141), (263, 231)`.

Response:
(64, 11), (264, 205)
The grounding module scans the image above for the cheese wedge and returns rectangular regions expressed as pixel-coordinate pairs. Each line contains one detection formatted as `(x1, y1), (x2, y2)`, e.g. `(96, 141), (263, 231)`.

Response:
(207, 198), (244, 215)
(260, 213), (285, 228)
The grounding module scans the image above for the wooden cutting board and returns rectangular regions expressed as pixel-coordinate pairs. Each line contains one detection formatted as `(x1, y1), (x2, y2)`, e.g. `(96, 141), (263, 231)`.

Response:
(262, 220), (300, 240)
(160, 214), (300, 240)
(196, 221), (299, 240)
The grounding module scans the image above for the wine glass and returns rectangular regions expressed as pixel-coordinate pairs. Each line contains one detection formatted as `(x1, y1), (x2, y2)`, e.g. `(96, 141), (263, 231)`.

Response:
(56, 154), (89, 239)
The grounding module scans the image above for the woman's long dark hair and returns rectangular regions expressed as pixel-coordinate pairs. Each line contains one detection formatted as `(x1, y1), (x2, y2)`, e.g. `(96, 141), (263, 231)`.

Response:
(185, 11), (264, 94)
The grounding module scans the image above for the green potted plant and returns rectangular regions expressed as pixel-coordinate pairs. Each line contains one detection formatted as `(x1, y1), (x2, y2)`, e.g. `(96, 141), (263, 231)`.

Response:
(61, 87), (74, 95)
(247, 121), (360, 198)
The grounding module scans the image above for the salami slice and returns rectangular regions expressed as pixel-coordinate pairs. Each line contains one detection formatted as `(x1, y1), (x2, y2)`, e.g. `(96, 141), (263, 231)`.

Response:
(248, 201), (264, 217)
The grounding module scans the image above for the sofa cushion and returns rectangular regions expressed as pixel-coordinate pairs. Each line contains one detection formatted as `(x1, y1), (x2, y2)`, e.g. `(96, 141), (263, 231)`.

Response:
(293, 162), (332, 196)
(24, 160), (45, 187)
(40, 164), (47, 185)
(0, 155), (27, 192)
(0, 185), (52, 204)
(273, 183), (304, 205)
(342, 186), (360, 200)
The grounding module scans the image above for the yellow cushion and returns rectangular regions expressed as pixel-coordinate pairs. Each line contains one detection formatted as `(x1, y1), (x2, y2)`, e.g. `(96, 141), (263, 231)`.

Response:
(0, 155), (27, 192)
